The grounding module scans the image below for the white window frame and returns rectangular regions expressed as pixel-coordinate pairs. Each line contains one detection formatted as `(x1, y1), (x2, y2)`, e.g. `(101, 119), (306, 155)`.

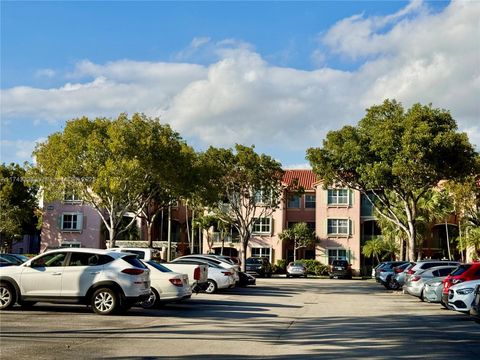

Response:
(254, 188), (273, 205)
(61, 212), (83, 232)
(327, 218), (351, 236)
(252, 217), (272, 235)
(63, 191), (82, 203)
(327, 248), (348, 264)
(251, 247), (271, 258)
(327, 188), (349, 206)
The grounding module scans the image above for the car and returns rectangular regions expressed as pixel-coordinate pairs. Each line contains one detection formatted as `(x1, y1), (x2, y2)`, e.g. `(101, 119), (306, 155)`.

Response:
(441, 262), (480, 307)
(447, 279), (480, 313)
(170, 258), (236, 294)
(377, 262), (411, 288)
(470, 284), (480, 322)
(286, 261), (307, 278)
(0, 248), (150, 315)
(245, 257), (273, 278)
(176, 255), (240, 283)
(238, 271), (256, 287)
(329, 259), (352, 279)
(386, 262), (414, 290)
(403, 265), (458, 300)
(139, 260), (192, 309)
(423, 277), (447, 303)
(374, 261), (410, 283)
(404, 260), (460, 286)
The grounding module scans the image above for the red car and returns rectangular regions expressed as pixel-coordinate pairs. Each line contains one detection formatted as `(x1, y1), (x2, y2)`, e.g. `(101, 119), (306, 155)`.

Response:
(441, 262), (480, 306)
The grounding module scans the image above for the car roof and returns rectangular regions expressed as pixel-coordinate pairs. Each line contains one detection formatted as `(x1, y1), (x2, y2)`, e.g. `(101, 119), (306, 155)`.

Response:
(36, 248), (128, 259)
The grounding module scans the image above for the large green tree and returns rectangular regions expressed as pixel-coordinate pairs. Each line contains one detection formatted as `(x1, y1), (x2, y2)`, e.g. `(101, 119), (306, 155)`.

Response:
(33, 113), (188, 248)
(307, 100), (478, 261)
(202, 144), (285, 270)
(0, 163), (38, 251)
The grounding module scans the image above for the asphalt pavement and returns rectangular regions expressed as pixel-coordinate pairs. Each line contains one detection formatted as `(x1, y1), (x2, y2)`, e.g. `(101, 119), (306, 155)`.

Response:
(0, 277), (478, 359)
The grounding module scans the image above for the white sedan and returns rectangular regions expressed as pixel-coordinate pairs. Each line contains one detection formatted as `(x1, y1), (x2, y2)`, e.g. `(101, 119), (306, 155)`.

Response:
(139, 260), (192, 309)
(447, 279), (480, 313)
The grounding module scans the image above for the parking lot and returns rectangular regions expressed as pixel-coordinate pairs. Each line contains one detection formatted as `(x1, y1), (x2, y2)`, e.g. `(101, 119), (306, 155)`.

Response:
(1, 277), (479, 359)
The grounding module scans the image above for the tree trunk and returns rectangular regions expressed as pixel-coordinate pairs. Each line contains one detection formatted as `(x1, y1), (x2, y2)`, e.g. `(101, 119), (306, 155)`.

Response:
(445, 221), (451, 260)
(147, 222), (153, 248)
(241, 236), (249, 272)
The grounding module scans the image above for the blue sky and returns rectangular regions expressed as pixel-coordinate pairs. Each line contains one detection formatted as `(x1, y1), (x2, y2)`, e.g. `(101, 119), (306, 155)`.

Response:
(1, 0), (478, 168)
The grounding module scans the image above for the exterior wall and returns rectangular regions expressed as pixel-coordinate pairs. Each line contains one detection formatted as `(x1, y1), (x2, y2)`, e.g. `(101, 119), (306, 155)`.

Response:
(40, 200), (104, 251)
(315, 185), (362, 274)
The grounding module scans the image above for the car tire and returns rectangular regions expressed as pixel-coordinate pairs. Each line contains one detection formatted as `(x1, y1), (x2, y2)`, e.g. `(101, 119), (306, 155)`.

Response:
(91, 287), (119, 315)
(140, 288), (160, 309)
(205, 280), (218, 294)
(0, 282), (16, 310)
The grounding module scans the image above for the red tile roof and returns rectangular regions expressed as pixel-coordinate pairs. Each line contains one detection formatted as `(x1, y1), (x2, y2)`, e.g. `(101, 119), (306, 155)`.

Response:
(282, 169), (318, 190)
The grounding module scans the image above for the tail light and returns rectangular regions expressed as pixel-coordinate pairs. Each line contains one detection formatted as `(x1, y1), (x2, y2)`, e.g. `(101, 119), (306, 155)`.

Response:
(169, 278), (183, 287)
(222, 271), (233, 276)
(411, 275), (421, 282)
(394, 267), (403, 273)
(194, 267), (200, 280)
(407, 268), (415, 275)
(121, 268), (144, 275)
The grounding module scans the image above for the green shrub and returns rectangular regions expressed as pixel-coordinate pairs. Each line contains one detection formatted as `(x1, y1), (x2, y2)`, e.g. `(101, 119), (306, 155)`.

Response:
(299, 259), (329, 276)
(275, 259), (287, 274)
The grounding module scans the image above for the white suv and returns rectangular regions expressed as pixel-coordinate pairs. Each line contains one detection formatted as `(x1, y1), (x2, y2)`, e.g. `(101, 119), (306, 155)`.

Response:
(0, 248), (150, 315)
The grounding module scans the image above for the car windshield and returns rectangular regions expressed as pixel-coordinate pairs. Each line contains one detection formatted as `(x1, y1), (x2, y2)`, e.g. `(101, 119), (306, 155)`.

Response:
(247, 258), (263, 264)
(450, 264), (470, 276)
(291, 261), (304, 266)
(333, 260), (348, 266)
(147, 260), (172, 272)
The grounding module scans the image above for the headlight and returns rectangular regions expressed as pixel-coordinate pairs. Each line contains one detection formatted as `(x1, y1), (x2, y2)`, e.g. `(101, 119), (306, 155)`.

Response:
(456, 288), (474, 295)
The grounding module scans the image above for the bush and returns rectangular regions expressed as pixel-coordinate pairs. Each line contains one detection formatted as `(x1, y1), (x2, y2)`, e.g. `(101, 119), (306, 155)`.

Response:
(299, 259), (329, 276)
(275, 259), (287, 274)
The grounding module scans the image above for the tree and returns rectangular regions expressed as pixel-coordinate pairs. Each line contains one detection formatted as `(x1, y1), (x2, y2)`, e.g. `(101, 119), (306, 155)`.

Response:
(307, 99), (478, 261)
(202, 145), (285, 271)
(279, 222), (318, 261)
(362, 237), (386, 264)
(0, 163), (39, 252)
(32, 113), (188, 248)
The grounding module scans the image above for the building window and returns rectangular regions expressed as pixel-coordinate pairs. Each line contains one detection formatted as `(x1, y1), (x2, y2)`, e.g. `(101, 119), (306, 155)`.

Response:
(327, 189), (349, 205)
(64, 191), (82, 203)
(252, 217), (272, 234)
(61, 213), (83, 231)
(287, 195), (300, 208)
(251, 247), (271, 258)
(254, 189), (272, 205)
(305, 194), (316, 208)
(327, 218), (350, 236)
(328, 249), (348, 264)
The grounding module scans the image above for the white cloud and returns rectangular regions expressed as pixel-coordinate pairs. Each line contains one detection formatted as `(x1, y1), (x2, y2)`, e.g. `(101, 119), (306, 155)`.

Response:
(1, 0), (479, 166)
(35, 68), (56, 78)
(0, 138), (45, 165)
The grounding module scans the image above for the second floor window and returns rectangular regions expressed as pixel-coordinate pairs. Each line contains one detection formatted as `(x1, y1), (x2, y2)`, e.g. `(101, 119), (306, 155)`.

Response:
(328, 189), (349, 205)
(327, 218), (350, 235)
(287, 195), (300, 208)
(61, 213), (83, 231)
(252, 217), (272, 234)
(64, 191), (81, 203)
(305, 194), (316, 208)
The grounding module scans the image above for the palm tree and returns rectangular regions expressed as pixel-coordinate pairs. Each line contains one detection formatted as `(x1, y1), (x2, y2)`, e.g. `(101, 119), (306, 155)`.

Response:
(362, 237), (385, 265)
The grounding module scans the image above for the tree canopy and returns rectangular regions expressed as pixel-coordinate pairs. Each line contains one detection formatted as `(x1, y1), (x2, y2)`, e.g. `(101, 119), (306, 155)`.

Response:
(279, 222), (318, 261)
(307, 99), (478, 261)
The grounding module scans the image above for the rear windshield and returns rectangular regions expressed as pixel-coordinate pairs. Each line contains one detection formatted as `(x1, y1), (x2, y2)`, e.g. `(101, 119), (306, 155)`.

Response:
(450, 264), (471, 276)
(122, 255), (148, 269)
(332, 260), (348, 266)
(147, 260), (172, 272)
(247, 258), (263, 264)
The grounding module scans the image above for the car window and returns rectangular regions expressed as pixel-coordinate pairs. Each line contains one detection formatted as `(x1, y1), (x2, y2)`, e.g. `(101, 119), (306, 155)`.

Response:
(438, 267), (454, 276)
(31, 252), (67, 267)
(68, 252), (113, 266)
(450, 264), (471, 276)
(122, 255), (147, 269)
(147, 260), (172, 272)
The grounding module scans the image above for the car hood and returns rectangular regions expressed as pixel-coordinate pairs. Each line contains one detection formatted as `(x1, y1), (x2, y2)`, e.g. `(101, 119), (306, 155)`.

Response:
(450, 279), (480, 291)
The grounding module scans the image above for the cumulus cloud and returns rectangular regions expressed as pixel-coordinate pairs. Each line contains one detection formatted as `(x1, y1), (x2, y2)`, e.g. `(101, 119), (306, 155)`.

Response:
(1, 0), (479, 166)
(0, 139), (45, 164)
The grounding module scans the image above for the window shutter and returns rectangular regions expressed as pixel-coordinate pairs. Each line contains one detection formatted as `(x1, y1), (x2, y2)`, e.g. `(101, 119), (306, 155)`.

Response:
(349, 219), (354, 235)
(58, 215), (63, 230)
(269, 217), (273, 235)
(349, 190), (354, 206)
(83, 216), (87, 229)
(76, 213), (83, 231)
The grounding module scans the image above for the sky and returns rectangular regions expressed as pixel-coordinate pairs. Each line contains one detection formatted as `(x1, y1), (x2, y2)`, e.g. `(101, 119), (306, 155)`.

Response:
(1, 0), (479, 169)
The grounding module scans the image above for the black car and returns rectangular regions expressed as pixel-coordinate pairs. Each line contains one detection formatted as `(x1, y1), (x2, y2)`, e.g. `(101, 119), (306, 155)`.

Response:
(329, 259), (352, 279)
(245, 257), (272, 278)
(470, 284), (480, 323)
(238, 271), (256, 286)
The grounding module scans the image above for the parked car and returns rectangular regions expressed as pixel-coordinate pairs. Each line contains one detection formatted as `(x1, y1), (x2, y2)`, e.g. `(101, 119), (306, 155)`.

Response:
(139, 260), (191, 309)
(0, 248), (150, 315)
(423, 277), (447, 303)
(441, 262), (480, 307)
(170, 258), (236, 294)
(404, 265), (458, 300)
(176, 255), (240, 283)
(286, 261), (307, 278)
(329, 259), (352, 279)
(405, 260), (460, 286)
(470, 284), (480, 322)
(378, 262), (411, 289)
(245, 257), (273, 278)
(110, 247), (162, 261)
(238, 271), (256, 287)
(374, 261), (410, 283)
(387, 262), (414, 290)
(447, 279), (480, 313)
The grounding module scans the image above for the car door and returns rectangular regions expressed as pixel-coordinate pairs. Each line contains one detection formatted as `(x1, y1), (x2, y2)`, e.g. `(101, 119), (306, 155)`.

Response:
(20, 252), (68, 297)
(61, 252), (107, 297)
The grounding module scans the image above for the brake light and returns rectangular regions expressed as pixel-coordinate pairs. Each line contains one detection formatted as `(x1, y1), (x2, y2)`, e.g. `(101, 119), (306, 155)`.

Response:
(222, 271), (233, 276)
(411, 275), (421, 282)
(194, 267), (200, 280)
(169, 278), (183, 287)
(407, 269), (415, 275)
(121, 268), (144, 275)
(394, 267), (403, 273)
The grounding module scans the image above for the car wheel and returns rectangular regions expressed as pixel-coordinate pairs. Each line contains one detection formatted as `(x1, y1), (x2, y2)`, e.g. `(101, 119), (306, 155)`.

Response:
(0, 283), (16, 310)
(140, 288), (160, 309)
(420, 290), (425, 302)
(91, 288), (118, 315)
(205, 280), (217, 294)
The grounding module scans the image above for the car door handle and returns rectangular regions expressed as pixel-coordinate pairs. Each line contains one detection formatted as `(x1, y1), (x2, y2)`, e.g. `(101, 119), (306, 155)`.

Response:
(52, 272), (62, 276)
